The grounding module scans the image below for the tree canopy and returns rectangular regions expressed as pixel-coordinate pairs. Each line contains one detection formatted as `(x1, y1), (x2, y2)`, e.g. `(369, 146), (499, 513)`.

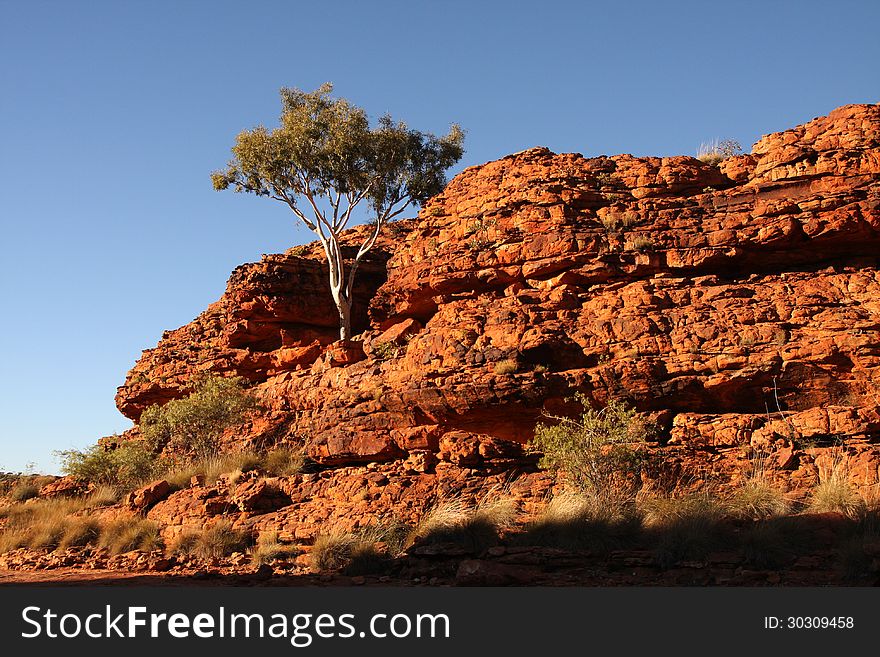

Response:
(212, 83), (465, 339)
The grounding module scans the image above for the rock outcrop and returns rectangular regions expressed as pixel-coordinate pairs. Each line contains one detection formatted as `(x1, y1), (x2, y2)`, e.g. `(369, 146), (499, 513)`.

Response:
(116, 104), (880, 531)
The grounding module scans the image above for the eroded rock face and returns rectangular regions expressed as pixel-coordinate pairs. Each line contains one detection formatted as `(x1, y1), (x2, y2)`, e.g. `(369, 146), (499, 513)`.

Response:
(117, 104), (880, 514)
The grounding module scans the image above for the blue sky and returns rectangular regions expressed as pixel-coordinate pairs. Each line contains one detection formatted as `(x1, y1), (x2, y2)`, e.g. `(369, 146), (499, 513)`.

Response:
(1, 0), (878, 473)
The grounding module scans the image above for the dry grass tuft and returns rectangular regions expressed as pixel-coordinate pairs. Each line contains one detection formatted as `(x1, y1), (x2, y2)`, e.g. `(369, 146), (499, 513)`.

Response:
(493, 359), (519, 375)
(406, 495), (515, 552)
(162, 450), (262, 490)
(726, 478), (790, 519)
(263, 448), (306, 477)
(170, 521), (251, 560)
(251, 531), (300, 565)
(640, 493), (726, 568)
(98, 517), (162, 554)
(522, 490), (640, 551)
(810, 453), (865, 519)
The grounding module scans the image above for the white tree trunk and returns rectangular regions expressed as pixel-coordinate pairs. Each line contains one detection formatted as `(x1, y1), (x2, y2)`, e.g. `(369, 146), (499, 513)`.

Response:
(337, 295), (352, 341)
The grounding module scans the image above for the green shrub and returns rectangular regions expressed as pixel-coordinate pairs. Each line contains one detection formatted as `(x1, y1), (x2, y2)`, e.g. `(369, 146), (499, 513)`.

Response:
(56, 440), (158, 491)
(140, 376), (258, 458)
(371, 341), (400, 361)
(532, 396), (650, 507)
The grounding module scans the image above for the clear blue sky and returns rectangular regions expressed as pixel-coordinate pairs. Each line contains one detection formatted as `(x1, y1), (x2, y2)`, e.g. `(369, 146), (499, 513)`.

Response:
(1, 0), (877, 473)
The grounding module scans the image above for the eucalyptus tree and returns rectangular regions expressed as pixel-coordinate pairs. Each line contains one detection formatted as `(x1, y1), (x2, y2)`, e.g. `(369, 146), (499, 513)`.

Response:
(212, 83), (464, 340)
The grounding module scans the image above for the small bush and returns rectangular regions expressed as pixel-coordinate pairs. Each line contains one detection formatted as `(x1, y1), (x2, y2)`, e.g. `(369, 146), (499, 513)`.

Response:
(86, 485), (121, 508)
(739, 521), (793, 569)
(9, 482), (40, 502)
(625, 235), (654, 252)
(309, 522), (408, 575)
(640, 493), (726, 568)
(309, 532), (363, 572)
(532, 396), (650, 508)
(696, 139), (742, 165)
(58, 518), (102, 550)
(600, 210), (641, 231)
(140, 376), (258, 458)
(371, 341), (399, 361)
(56, 440), (157, 491)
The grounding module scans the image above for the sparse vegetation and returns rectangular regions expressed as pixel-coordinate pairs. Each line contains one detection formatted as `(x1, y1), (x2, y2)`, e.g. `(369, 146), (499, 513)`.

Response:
(9, 481), (41, 502)
(640, 493), (726, 567)
(56, 440), (157, 491)
(522, 490), (640, 552)
(696, 139), (743, 165)
(600, 210), (641, 231)
(308, 519), (411, 574)
(139, 376), (258, 458)
(171, 521), (251, 559)
(251, 531), (300, 566)
(97, 517), (162, 554)
(161, 450), (262, 490)
(809, 453), (865, 518)
(624, 235), (654, 251)
(532, 396), (650, 510)
(406, 496), (514, 552)
(263, 447), (306, 477)
(493, 358), (519, 375)
(726, 456), (790, 519)
(371, 341), (400, 361)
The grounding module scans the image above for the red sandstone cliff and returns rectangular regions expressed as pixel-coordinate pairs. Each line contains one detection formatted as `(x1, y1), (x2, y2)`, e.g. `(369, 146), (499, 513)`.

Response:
(111, 104), (880, 538)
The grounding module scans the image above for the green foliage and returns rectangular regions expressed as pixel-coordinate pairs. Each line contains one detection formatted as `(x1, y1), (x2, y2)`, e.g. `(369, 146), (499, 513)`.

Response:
(212, 83), (465, 340)
(212, 82), (464, 216)
(57, 440), (157, 490)
(371, 340), (400, 361)
(532, 396), (649, 505)
(139, 376), (258, 459)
